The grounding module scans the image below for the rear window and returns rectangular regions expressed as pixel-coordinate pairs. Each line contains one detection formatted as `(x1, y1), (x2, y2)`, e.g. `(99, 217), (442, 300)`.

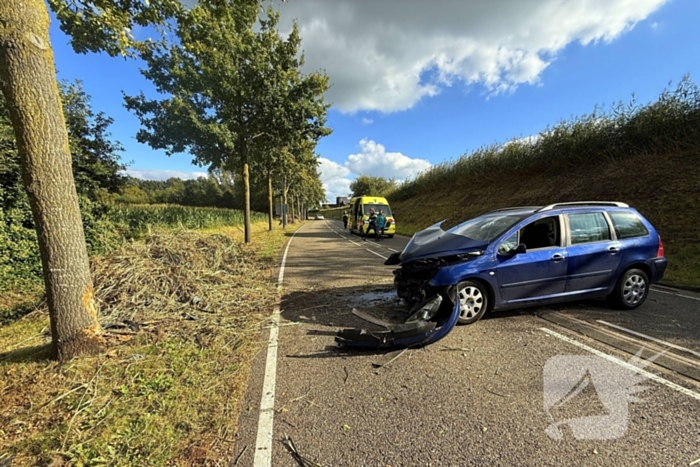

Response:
(568, 212), (611, 244)
(609, 211), (649, 239)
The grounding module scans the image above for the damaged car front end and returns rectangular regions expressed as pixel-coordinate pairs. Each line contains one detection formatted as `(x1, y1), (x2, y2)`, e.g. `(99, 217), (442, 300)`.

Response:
(388, 220), (488, 308)
(335, 220), (493, 349)
(335, 286), (461, 349)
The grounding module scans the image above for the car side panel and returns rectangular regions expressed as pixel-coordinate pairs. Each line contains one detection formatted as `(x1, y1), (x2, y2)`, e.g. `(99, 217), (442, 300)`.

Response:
(565, 241), (622, 293)
(496, 247), (568, 302)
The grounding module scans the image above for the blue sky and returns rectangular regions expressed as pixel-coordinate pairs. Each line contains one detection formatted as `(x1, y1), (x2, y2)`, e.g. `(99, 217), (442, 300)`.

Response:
(50, 0), (700, 201)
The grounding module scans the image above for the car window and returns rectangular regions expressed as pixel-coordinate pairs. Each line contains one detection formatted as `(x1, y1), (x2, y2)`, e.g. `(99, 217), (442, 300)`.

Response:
(568, 212), (611, 244)
(609, 211), (649, 239)
(498, 232), (519, 255)
(519, 216), (561, 249)
(448, 214), (527, 242)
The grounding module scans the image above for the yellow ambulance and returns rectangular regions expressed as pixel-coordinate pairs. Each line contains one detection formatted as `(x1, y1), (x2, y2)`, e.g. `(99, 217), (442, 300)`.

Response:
(347, 196), (396, 238)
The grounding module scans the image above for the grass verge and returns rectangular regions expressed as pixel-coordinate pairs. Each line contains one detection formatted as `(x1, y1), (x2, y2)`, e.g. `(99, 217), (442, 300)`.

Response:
(0, 220), (302, 466)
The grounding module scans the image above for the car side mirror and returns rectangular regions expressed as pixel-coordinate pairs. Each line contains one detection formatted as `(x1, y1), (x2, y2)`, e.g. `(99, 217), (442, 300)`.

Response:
(512, 243), (527, 255)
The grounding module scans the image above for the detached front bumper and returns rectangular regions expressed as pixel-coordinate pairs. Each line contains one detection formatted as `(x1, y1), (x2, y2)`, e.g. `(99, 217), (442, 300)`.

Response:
(335, 286), (460, 349)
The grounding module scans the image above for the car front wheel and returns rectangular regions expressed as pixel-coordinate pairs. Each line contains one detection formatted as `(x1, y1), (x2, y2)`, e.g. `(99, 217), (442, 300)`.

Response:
(611, 268), (649, 309)
(456, 280), (488, 325)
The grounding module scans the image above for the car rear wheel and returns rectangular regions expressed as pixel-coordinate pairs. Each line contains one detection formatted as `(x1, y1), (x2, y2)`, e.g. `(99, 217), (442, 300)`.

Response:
(387, 234), (394, 238)
(457, 280), (488, 325)
(611, 268), (649, 309)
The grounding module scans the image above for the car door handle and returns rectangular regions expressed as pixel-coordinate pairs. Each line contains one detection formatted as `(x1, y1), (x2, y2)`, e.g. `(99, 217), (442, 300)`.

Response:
(551, 254), (564, 262)
(608, 246), (620, 254)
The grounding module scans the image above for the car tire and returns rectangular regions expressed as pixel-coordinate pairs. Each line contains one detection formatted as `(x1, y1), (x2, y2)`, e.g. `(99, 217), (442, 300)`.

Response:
(387, 234), (394, 238)
(456, 280), (489, 325)
(611, 268), (649, 309)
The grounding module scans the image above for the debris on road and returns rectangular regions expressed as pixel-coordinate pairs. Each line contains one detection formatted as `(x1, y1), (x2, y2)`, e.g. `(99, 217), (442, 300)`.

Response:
(372, 348), (409, 368)
(335, 287), (461, 349)
(283, 434), (325, 467)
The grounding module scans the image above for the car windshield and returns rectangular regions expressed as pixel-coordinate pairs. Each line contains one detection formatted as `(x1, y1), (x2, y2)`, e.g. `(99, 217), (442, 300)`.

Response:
(447, 213), (528, 242)
(363, 204), (392, 216)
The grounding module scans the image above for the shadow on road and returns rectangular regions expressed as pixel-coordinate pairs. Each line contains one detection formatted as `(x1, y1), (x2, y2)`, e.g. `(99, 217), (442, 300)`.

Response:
(280, 284), (407, 329)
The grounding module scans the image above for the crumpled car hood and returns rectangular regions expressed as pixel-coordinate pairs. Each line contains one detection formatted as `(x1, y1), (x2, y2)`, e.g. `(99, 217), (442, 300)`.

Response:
(399, 220), (488, 264)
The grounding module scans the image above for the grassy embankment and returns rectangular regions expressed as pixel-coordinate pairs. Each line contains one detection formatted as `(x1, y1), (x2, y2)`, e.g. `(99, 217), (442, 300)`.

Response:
(382, 79), (700, 288)
(0, 205), (299, 466)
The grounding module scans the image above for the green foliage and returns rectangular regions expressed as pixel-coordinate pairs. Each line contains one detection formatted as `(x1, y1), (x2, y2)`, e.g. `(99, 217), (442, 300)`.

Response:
(116, 176), (237, 208)
(390, 77), (700, 202)
(61, 81), (127, 199)
(47, 0), (184, 57)
(108, 204), (265, 238)
(116, 184), (152, 204)
(0, 81), (126, 290)
(350, 175), (397, 198)
(124, 2), (330, 227)
(0, 207), (41, 290)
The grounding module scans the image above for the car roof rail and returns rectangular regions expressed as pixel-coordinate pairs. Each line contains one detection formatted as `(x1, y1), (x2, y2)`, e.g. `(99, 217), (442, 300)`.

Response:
(488, 206), (542, 213)
(537, 201), (629, 212)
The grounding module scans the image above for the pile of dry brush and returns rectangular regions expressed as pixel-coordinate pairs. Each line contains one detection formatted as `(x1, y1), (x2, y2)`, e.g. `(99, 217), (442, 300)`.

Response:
(91, 229), (276, 342)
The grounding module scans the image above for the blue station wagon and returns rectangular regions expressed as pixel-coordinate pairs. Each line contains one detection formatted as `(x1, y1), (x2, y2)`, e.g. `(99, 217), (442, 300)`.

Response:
(388, 201), (667, 325)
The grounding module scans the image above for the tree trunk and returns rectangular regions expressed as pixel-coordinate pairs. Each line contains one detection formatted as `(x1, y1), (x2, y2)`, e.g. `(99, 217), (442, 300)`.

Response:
(267, 173), (273, 231)
(290, 196), (295, 224)
(282, 176), (287, 228)
(243, 162), (251, 243)
(0, 0), (102, 361)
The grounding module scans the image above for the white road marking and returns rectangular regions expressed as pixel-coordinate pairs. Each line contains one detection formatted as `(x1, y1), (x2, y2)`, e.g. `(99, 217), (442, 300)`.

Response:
(388, 248), (399, 252)
(325, 222), (394, 259)
(651, 287), (700, 302)
(366, 248), (388, 260)
(596, 320), (700, 358)
(253, 225), (303, 467)
(540, 327), (700, 402)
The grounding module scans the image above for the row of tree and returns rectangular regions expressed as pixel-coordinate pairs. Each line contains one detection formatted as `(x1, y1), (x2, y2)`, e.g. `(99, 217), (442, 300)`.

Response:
(0, 0), (329, 360)
(117, 177), (235, 207)
(124, 2), (330, 237)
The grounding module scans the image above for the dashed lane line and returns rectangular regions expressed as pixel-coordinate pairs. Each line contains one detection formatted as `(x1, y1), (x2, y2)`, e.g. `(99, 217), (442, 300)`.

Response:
(325, 221), (390, 259)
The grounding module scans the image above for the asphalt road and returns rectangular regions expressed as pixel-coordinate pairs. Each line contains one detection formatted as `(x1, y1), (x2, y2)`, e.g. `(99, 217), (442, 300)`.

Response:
(232, 219), (700, 467)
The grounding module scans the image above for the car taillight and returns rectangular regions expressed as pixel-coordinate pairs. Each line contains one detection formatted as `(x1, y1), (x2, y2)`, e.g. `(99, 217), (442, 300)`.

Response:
(657, 235), (665, 257)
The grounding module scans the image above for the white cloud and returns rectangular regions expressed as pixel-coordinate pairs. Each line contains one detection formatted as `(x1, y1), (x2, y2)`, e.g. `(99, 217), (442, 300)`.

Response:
(123, 168), (208, 181)
(277, 0), (669, 112)
(361, 117), (374, 125)
(317, 157), (353, 202)
(318, 141), (431, 202)
(345, 139), (431, 180)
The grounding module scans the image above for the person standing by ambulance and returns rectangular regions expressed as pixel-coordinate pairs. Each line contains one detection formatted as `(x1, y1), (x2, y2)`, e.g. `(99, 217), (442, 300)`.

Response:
(376, 209), (387, 241)
(362, 208), (377, 241)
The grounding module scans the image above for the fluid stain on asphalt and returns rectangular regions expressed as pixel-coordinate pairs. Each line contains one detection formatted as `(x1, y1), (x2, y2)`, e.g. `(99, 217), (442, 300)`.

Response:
(348, 290), (400, 306)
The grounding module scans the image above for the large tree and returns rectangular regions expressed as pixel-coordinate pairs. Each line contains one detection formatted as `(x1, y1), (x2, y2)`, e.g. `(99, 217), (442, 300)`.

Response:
(0, 0), (181, 360)
(125, 3), (330, 240)
(350, 175), (397, 198)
